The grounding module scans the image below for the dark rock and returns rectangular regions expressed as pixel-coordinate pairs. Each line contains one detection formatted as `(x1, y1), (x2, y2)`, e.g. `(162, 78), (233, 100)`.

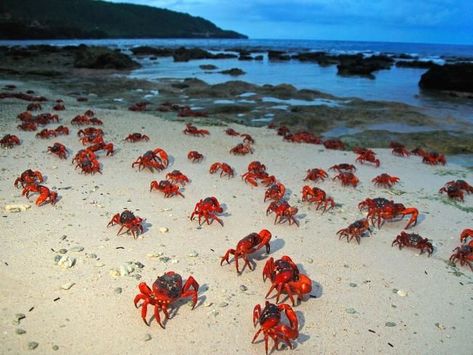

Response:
(238, 54), (253, 61)
(261, 84), (297, 99)
(254, 55), (264, 61)
(268, 50), (290, 61)
(419, 63), (473, 93)
(173, 47), (212, 62)
(200, 64), (218, 70)
(220, 68), (246, 76)
(212, 53), (238, 60)
(74, 46), (140, 70)
(337, 55), (393, 77)
(396, 60), (435, 69)
(293, 51), (339, 66)
(130, 46), (173, 56)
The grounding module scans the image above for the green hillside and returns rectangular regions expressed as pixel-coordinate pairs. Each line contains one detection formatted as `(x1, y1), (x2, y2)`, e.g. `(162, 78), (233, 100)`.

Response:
(0, 0), (247, 39)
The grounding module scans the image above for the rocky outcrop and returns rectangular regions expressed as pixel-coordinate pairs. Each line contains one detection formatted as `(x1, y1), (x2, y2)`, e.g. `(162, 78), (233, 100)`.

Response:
(419, 63), (473, 93)
(74, 46), (140, 70)
(396, 60), (435, 69)
(220, 68), (245, 76)
(337, 55), (394, 77)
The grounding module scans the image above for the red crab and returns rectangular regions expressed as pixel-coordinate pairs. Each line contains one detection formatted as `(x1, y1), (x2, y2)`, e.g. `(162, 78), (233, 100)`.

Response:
(125, 133), (150, 142)
(266, 200), (299, 226)
(71, 115), (91, 126)
(36, 129), (57, 139)
(225, 128), (240, 136)
(252, 301), (299, 355)
(304, 168), (328, 182)
(183, 123), (209, 136)
(89, 118), (103, 125)
(1, 134), (20, 148)
(150, 180), (184, 198)
(301, 186), (335, 212)
(242, 162), (275, 187)
(53, 102), (65, 111)
(449, 245), (473, 271)
(132, 148), (169, 172)
(86, 141), (115, 156)
(74, 152), (101, 175)
(439, 180), (473, 201)
(209, 162), (234, 178)
(166, 170), (189, 185)
(392, 231), (433, 256)
(134, 272), (199, 327)
(264, 182), (286, 202)
(390, 142), (411, 157)
(220, 229), (272, 273)
(35, 113), (59, 125)
(14, 169), (44, 188)
(17, 122), (37, 131)
(323, 138), (345, 150)
(460, 229), (473, 246)
(17, 111), (34, 121)
(129, 102), (148, 112)
(178, 107), (207, 118)
(333, 172), (359, 187)
(337, 219), (371, 244)
(411, 147), (427, 156)
(77, 127), (104, 137)
(358, 197), (418, 229)
(277, 126), (290, 136)
(422, 151), (446, 165)
(22, 184), (57, 206)
(47, 142), (68, 159)
(329, 163), (356, 173)
(80, 134), (104, 145)
(263, 256), (312, 306)
(284, 131), (321, 144)
(355, 150), (380, 167)
(372, 173), (400, 188)
(241, 133), (255, 144)
(229, 142), (254, 155)
(190, 197), (224, 226)
(54, 125), (69, 136)
(187, 150), (204, 163)
(107, 210), (144, 238)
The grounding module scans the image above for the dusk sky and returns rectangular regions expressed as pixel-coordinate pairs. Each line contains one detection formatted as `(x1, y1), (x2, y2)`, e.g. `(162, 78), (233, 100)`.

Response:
(105, 0), (472, 45)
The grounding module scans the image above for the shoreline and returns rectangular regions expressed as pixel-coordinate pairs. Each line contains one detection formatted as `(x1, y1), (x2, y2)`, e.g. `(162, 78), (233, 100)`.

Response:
(1, 79), (473, 354)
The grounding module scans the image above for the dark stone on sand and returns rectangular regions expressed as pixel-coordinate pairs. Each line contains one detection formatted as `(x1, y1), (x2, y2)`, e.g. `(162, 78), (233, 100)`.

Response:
(419, 63), (473, 93)
(220, 68), (246, 76)
(396, 60), (436, 69)
(172, 47), (236, 62)
(74, 46), (140, 70)
(200, 64), (218, 70)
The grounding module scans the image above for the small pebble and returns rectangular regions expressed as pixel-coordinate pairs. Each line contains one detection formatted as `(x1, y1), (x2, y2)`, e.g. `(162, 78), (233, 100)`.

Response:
(95, 262), (105, 267)
(397, 290), (408, 297)
(57, 255), (75, 269)
(144, 333), (152, 342)
(204, 302), (213, 307)
(114, 287), (122, 294)
(239, 285), (248, 292)
(385, 322), (397, 327)
(16, 313), (26, 322)
(52, 345), (59, 351)
(349, 283), (357, 287)
(69, 246), (84, 252)
(27, 342), (39, 350)
(188, 251), (198, 257)
(305, 258), (314, 264)
(58, 249), (67, 254)
(16, 328), (26, 335)
(159, 257), (170, 263)
(345, 308), (357, 314)
(61, 282), (75, 290)
(219, 302), (229, 308)
(53, 255), (62, 263)
(435, 322), (446, 330)
(159, 227), (169, 233)
(87, 253), (97, 259)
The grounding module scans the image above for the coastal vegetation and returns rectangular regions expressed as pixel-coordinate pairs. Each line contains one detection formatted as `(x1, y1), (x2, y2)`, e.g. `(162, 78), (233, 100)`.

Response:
(0, 0), (247, 39)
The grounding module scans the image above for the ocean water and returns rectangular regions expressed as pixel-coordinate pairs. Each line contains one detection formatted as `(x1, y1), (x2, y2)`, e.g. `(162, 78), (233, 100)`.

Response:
(2, 38), (473, 122)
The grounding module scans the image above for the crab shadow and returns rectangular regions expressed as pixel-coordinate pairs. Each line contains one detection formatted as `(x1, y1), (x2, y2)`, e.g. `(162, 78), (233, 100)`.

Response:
(146, 283), (208, 327)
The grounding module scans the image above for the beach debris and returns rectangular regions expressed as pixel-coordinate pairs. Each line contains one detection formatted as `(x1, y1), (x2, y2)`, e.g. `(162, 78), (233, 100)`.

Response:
(435, 322), (446, 330)
(27, 341), (39, 350)
(16, 328), (26, 335)
(56, 255), (76, 269)
(52, 345), (59, 351)
(61, 282), (75, 290)
(159, 227), (169, 233)
(58, 249), (67, 254)
(4, 204), (31, 213)
(349, 283), (357, 287)
(305, 258), (314, 264)
(114, 287), (123, 294)
(239, 285), (248, 292)
(345, 307), (357, 314)
(143, 333), (152, 342)
(385, 322), (397, 327)
(188, 251), (198, 257)
(147, 252), (164, 258)
(219, 302), (229, 308)
(14, 313), (26, 324)
(69, 246), (84, 253)
(397, 289), (408, 297)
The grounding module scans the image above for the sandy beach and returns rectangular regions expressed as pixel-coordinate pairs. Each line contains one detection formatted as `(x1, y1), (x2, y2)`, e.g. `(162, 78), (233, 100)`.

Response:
(1, 79), (472, 354)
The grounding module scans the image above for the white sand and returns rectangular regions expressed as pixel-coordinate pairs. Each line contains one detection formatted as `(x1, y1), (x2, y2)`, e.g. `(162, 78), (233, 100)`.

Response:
(1, 80), (472, 354)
